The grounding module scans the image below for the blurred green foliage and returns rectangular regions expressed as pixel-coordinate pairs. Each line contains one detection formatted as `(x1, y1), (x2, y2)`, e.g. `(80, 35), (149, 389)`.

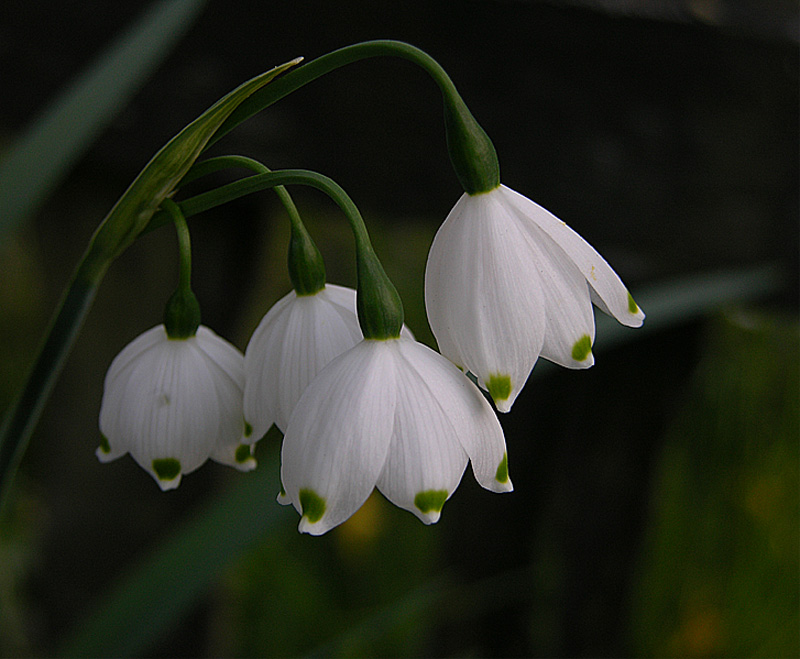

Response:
(629, 310), (799, 657)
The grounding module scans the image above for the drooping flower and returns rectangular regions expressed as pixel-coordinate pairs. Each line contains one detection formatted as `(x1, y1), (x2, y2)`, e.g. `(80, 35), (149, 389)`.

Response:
(243, 283), (412, 438)
(425, 184), (645, 412)
(97, 324), (254, 490)
(279, 335), (512, 535)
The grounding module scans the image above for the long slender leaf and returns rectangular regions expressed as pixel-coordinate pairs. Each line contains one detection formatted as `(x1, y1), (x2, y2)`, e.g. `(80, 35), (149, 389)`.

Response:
(56, 263), (786, 658)
(0, 0), (207, 238)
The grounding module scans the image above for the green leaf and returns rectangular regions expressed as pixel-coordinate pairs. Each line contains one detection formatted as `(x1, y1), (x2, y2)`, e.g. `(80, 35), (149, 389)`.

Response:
(81, 54), (302, 280)
(0, 0), (207, 240)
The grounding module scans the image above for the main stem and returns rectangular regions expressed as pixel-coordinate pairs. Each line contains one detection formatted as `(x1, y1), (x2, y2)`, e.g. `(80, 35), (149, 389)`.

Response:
(208, 41), (500, 193)
(211, 41), (459, 147)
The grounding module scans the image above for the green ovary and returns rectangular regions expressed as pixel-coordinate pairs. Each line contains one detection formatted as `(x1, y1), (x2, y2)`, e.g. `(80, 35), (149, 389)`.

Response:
(299, 488), (326, 523)
(414, 489), (448, 514)
(152, 458), (181, 481)
(487, 374), (512, 402)
(571, 334), (593, 362)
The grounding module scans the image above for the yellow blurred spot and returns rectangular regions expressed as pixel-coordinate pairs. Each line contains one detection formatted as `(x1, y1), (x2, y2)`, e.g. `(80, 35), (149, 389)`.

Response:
(590, 265), (597, 281)
(669, 602), (724, 657)
(336, 491), (383, 556)
(745, 475), (781, 525)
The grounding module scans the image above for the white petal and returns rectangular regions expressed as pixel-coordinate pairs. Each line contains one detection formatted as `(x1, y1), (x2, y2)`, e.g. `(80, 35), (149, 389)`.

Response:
(194, 326), (248, 449)
(280, 340), (397, 535)
(499, 185), (645, 327)
(243, 292), (294, 441)
(425, 191), (546, 411)
(244, 286), (363, 437)
(211, 441), (256, 471)
(98, 325), (166, 462)
(375, 340), (469, 524)
(99, 325), (246, 489)
(518, 219), (597, 369)
(395, 339), (511, 495)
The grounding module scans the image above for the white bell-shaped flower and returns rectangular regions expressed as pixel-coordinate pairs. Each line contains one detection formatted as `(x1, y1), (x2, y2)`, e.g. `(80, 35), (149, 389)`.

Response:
(425, 184), (645, 412)
(97, 324), (254, 490)
(280, 336), (512, 535)
(244, 284), (362, 438)
(244, 283), (413, 438)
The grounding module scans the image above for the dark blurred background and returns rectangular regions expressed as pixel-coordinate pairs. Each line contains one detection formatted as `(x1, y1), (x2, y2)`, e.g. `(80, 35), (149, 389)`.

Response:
(0, 0), (798, 656)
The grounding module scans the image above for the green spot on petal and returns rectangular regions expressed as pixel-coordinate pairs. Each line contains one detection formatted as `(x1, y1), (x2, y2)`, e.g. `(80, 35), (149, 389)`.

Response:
(414, 489), (448, 514)
(487, 374), (512, 402)
(244, 421), (253, 438)
(495, 452), (509, 484)
(98, 434), (111, 454)
(571, 334), (593, 362)
(279, 484), (287, 498)
(299, 488), (326, 523)
(234, 444), (251, 463)
(152, 458), (181, 482)
(627, 291), (639, 314)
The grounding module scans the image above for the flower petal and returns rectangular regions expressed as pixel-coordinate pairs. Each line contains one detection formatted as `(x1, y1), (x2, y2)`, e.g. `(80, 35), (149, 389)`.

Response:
(194, 326), (248, 457)
(211, 441), (257, 471)
(499, 185), (645, 327)
(280, 340), (397, 535)
(425, 191), (546, 411)
(244, 285), (363, 436)
(396, 339), (511, 495)
(518, 219), (596, 369)
(375, 340), (469, 524)
(99, 325), (246, 489)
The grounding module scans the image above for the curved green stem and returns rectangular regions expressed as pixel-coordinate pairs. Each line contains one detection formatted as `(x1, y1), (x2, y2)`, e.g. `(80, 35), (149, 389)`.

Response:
(161, 200), (201, 339)
(180, 155), (304, 234)
(162, 199), (192, 291)
(166, 169), (373, 251)
(155, 168), (404, 338)
(212, 41), (456, 142)
(179, 156), (326, 295)
(209, 40), (500, 193)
